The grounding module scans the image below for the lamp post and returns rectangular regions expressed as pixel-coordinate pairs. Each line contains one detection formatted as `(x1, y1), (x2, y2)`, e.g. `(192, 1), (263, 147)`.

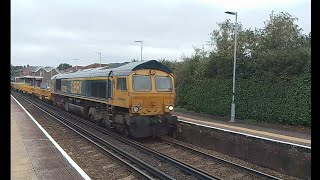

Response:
(71, 59), (80, 71)
(95, 52), (102, 67)
(60, 58), (65, 73)
(225, 11), (238, 123)
(134, 40), (143, 61)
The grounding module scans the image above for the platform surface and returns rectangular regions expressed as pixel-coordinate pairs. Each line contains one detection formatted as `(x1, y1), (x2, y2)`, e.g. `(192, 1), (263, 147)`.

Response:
(11, 96), (86, 180)
(173, 111), (311, 147)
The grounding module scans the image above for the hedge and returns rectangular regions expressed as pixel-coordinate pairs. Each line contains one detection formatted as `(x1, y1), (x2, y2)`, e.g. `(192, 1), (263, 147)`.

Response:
(176, 77), (310, 127)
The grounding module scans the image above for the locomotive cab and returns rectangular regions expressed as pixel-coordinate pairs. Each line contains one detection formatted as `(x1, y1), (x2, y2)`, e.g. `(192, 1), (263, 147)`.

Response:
(125, 69), (178, 138)
(130, 70), (175, 115)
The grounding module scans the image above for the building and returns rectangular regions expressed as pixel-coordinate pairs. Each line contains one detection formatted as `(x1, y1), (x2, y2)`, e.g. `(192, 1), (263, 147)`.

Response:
(84, 63), (108, 69)
(61, 63), (109, 73)
(14, 76), (43, 87)
(14, 62), (129, 88)
(19, 65), (40, 76)
(62, 66), (85, 73)
(16, 65), (60, 88)
(33, 67), (60, 88)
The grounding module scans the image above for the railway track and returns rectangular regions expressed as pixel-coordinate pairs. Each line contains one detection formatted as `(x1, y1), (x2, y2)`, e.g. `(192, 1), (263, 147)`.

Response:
(141, 137), (283, 180)
(12, 91), (219, 180)
(12, 91), (293, 179)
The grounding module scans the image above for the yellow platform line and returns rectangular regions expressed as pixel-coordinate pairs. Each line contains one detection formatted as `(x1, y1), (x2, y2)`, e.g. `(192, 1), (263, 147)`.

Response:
(177, 116), (311, 145)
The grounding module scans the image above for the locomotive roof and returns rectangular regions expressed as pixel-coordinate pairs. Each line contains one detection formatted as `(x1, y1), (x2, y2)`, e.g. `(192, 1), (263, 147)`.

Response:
(52, 60), (172, 80)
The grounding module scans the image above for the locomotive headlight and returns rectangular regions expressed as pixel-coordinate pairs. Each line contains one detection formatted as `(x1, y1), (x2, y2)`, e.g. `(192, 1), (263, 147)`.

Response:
(168, 105), (174, 111)
(165, 105), (169, 109)
(133, 106), (139, 113)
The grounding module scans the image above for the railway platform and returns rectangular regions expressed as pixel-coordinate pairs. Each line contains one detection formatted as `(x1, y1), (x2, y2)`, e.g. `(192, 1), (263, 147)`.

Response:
(11, 96), (89, 180)
(173, 111), (311, 147)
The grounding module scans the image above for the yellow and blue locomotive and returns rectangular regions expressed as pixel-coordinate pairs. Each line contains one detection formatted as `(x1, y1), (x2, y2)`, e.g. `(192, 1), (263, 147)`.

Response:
(49, 60), (178, 138)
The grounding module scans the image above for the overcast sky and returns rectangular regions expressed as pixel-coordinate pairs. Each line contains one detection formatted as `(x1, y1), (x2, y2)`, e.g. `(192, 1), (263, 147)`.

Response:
(11, 0), (311, 67)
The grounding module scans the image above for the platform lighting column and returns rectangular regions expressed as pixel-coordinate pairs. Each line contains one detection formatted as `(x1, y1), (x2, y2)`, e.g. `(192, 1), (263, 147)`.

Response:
(72, 59), (80, 71)
(134, 40), (143, 61)
(95, 52), (102, 67)
(225, 11), (238, 123)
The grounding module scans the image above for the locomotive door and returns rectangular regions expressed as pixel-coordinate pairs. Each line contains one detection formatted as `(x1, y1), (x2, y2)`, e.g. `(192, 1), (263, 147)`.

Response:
(114, 77), (128, 107)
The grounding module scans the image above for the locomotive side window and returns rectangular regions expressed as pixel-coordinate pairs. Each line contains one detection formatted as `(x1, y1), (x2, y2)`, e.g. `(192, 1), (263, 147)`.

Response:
(98, 80), (107, 98)
(133, 75), (151, 91)
(91, 80), (99, 97)
(56, 79), (61, 91)
(155, 76), (172, 92)
(90, 80), (107, 99)
(117, 77), (127, 91)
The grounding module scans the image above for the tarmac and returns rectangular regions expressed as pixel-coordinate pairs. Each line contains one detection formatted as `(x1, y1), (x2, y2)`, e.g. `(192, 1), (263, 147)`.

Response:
(11, 96), (90, 180)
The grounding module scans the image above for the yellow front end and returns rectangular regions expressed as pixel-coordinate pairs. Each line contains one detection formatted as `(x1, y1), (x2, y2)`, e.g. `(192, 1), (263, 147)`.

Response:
(128, 69), (175, 116)
(118, 69), (178, 138)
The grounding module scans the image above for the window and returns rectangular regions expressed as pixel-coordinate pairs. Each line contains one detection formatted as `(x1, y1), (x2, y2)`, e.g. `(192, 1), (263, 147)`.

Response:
(56, 79), (61, 90)
(155, 76), (172, 92)
(133, 75), (151, 91)
(117, 77), (127, 91)
(90, 80), (107, 98)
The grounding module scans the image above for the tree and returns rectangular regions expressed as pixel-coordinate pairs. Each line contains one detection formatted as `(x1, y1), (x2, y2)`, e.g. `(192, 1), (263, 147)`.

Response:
(253, 12), (310, 78)
(10, 64), (21, 77)
(57, 63), (72, 71)
(174, 47), (208, 86)
(206, 19), (258, 78)
(158, 58), (178, 73)
(204, 11), (310, 79)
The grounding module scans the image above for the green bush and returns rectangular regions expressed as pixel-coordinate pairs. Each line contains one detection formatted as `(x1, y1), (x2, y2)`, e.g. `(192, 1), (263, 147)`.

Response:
(176, 77), (310, 127)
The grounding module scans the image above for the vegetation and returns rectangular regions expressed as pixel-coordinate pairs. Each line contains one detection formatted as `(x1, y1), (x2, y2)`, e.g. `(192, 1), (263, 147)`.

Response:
(161, 12), (311, 127)
(57, 63), (72, 71)
(11, 64), (19, 77)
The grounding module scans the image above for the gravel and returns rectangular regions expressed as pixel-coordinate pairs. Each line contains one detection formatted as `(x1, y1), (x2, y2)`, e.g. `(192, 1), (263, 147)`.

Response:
(14, 93), (140, 180)
(153, 136), (302, 180)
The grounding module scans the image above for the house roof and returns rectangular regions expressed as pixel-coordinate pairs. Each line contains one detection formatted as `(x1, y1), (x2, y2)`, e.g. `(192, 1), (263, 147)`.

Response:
(43, 66), (55, 71)
(52, 60), (172, 79)
(63, 66), (85, 72)
(84, 63), (108, 69)
(25, 66), (59, 73)
(29, 66), (42, 72)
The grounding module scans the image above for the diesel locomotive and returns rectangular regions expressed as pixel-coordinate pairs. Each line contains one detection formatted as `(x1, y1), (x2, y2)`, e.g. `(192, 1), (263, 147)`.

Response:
(12, 60), (178, 138)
